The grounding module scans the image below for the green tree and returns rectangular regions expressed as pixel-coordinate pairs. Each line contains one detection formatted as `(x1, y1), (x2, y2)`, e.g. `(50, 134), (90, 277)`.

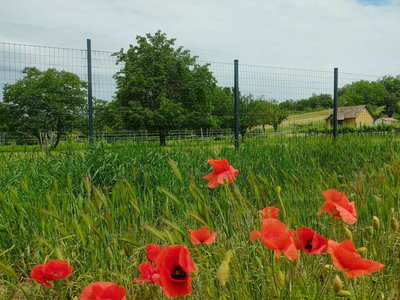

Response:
(212, 87), (234, 129)
(0, 102), (9, 133)
(113, 31), (218, 145)
(268, 107), (289, 132)
(378, 75), (400, 117)
(253, 99), (275, 132)
(239, 94), (262, 142)
(93, 99), (126, 132)
(338, 80), (386, 111)
(2, 67), (87, 149)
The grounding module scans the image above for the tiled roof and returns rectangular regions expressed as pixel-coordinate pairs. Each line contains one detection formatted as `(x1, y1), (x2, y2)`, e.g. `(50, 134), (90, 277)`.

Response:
(378, 117), (398, 122)
(324, 105), (371, 120)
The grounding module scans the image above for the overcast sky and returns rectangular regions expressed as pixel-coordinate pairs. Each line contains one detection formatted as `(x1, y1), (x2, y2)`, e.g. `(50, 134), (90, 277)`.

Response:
(1, 0), (400, 101)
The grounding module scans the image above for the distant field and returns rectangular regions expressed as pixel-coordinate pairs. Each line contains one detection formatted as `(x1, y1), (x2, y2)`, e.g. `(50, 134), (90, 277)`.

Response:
(282, 109), (330, 125)
(258, 109), (330, 132)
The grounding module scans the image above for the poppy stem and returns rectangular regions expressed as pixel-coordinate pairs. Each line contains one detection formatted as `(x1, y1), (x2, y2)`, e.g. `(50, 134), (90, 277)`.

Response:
(350, 277), (358, 299)
(266, 250), (279, 297)
(330, 216), (336, 240)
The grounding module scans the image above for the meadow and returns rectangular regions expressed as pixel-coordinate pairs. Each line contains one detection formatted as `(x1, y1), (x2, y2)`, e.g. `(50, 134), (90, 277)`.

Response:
(0, 134), (400, 299)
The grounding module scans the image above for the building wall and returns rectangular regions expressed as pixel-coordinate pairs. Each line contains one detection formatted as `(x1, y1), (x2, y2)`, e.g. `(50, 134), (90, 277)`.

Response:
(346, 118), (356, 126)
(354, 109), (374, 126)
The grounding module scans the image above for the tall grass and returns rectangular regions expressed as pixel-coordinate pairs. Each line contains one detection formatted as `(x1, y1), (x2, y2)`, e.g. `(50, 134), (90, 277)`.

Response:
(0, 134), (400, 299)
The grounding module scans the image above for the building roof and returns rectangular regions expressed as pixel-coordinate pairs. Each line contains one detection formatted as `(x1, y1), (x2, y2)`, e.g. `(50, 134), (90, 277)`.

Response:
(377, 117), (398, 122)
(324, 105), (373, 121)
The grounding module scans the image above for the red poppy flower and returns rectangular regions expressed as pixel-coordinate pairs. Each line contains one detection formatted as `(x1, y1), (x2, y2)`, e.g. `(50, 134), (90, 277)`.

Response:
(155, 245), (197, 299)
(317, 189), (357, 224)
(80, 282), (127, 300)
(25, 260), (73, 287)
(250, 218), (299, 261)
(25, 264), (53, 287)
(259, 207), (280, 219)
(42, 260), (73, 282)
(188, 226), (217, 245)
(327, 240), (384, 278)
(292, 227), (329, 255)
(203, 159), (239, 188)
(147, 243), (162, 262)
(135, 262), (160, 284)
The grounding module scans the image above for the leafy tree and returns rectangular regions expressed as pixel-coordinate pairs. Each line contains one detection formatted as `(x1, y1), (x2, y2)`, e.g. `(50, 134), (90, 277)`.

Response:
(93, 99), (126, 132)
(338, 80), (386, 111)
(2, 67), (87, 149)
(0, 102), (8, 133)
(253, 99), (275, 132)
(268, 107), (289, 132)
(238, 94), (262, 142)
(212, 87), (234, 129)
(113, 31), (218, 145)
(279, 94), (332, 113)
(378, 75), (400, 117)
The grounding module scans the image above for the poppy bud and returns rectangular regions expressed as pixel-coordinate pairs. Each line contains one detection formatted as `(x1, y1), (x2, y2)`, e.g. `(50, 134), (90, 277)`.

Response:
(223, 177), (229, 185)
(366, 226), (374, 236)
(225, 250), (234, 263)
(336, 290), (352, 297)
(372, 216), (380, 231)
(276, 270), (285, 287)
(275, 186), (281, 194)
(217, 260), (230, 287)
(356, 247), (367, 255)
(324, 264), (336, 271)
(332, 275), (342, 294)
(343, 227), (353, 241)
(206, 287), (212, 297)
(390, 216), (399, 233)
(260, 211), (266, 218)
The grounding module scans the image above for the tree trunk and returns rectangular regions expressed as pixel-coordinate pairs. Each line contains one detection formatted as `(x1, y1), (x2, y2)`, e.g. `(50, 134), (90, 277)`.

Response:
(38, 132), (43, 151)
(241, 131), (245, 142)
(52, 131), (62, 149)
(159, 128), (166, 146)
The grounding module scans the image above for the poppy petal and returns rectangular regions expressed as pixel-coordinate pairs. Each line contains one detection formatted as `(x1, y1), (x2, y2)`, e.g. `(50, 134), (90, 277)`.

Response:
(147, 244), (162, 262)
(250, 230), (261, 241)
(281, 238), (299, 261)
(203, 232), (217, 244)
(335, 204), (357, 224)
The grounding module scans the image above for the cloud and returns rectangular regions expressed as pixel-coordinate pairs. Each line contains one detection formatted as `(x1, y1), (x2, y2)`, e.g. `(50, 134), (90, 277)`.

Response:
(0, 0), (399, 101)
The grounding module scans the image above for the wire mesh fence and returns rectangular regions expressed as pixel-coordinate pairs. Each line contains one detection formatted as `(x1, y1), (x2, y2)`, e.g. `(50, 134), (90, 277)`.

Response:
(0, 40), (393, 150)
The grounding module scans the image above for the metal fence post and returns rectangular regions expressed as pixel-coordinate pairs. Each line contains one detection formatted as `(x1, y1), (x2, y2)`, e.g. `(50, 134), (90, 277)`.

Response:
(333, 68), (338, 138)
(234, 59), (239, 150)
(87, 39), (93, 143)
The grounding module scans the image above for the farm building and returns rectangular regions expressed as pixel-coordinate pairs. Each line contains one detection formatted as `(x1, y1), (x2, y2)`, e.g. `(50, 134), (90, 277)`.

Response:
(373, 117), (398, 125)
(325, 105), (374, 127)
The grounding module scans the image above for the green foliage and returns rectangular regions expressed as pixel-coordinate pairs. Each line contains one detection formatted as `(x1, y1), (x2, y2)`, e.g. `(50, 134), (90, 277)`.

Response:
(378, 75), (400, 117)
(279, 93), (333, 113)
(2, 67), (87, 149)
(112, 31), (219, 145)
(338, 80), (386, 108)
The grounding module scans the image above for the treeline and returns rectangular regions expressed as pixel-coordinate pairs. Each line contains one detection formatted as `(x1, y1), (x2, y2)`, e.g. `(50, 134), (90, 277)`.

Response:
(278, 76), (400, 118)
(0, 31), (286, 147)
(279, 93), (333, 113)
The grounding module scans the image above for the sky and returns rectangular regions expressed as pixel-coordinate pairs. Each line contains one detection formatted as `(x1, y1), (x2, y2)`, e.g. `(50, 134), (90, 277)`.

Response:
(1, 0), (400, 101)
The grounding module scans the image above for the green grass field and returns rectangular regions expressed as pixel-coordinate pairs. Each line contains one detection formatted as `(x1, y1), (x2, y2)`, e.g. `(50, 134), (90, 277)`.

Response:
(1, 134), (400, 299)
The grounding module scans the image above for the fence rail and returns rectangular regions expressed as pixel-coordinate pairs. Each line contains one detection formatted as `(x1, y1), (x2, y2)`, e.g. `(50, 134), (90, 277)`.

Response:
(1, 121), (399, 152)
